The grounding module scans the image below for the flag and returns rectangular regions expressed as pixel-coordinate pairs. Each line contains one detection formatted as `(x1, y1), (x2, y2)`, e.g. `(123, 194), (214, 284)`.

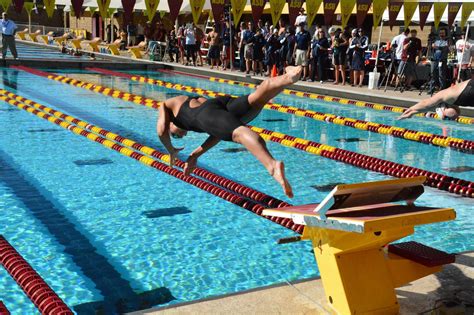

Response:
(306, 0), (323, 26)
(97, 0), (111, 19)
(210, 0), (225, 23)
(288, 0), (304, 26)
(356, 0), (371, 27)
(323, 0), (339, 26)
(269, 0), (285, 26)
(340, 0), (356, 29)
(403, 0), (417, 28)
(372, 0), (388, 29)
(121, 0), (136, 24)
(168, 0), (182, 23)
(231, 0), (247, 24)
(433, 2), (447, 30)
(388, 0), (402, 30)
(71, 0), (84, 18)
(190, 0), (205, 25)
(460, 2), (474, 28)
(447, 2), (461, 27)
(251, 0), (266, 24)
(418, 1), (432, 30)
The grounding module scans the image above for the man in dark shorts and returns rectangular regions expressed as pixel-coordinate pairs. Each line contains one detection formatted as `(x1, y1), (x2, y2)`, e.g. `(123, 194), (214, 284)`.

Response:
(157, 66), (303, 198)
(398, 79), (473, 120)
(397, 29), (421, 88)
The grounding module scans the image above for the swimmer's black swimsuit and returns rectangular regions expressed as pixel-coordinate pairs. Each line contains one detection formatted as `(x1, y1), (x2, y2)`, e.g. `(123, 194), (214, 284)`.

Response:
(171, 95), (252, 141)
(453, 79), (473, 107)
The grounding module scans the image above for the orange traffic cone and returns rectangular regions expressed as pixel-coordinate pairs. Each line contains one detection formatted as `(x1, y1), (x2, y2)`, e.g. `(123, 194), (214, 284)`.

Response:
(271, 64), (278, 77)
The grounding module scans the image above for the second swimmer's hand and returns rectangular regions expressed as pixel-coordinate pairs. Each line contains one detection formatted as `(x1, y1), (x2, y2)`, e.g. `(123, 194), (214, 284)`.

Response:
(397, 108), (418, 120)
(168, 147), (184, 167)
(184, 155), (198, 176)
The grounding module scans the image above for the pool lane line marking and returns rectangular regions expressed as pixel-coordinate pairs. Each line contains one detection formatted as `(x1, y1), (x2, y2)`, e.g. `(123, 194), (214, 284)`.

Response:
(87, 67), (474, 154)
(0, 88), (289, 211)
(7, 69), (474, 199)
(0, 91), (301, 234)
(159, 68), (474, 126)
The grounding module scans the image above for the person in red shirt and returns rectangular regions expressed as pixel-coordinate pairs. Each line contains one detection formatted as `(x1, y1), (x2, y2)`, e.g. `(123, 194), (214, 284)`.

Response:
(398, 29), (422, 88)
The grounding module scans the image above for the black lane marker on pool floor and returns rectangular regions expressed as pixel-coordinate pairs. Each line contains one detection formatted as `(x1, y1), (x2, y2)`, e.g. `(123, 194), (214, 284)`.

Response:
(310, 183), (344, 192)
(221, 148), (247, 153)
(28, 128), (64, 133)
(142, 207), (192, 218)
(442, 166), (474, 173)
(262, 118), (287, 122)
(336, 138), (367, 143)
(0, 148), (175, 314)
(73, 158), (114, 166)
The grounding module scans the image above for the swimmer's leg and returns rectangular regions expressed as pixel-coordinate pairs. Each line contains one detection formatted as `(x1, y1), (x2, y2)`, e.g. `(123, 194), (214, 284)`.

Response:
(232, 126), (293, 198)
(242, 66), (302, 123)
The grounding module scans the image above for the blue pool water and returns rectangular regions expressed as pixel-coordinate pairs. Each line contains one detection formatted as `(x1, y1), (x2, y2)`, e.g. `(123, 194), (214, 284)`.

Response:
(3, 42), (93, 60)
(0, 68), (472, 314)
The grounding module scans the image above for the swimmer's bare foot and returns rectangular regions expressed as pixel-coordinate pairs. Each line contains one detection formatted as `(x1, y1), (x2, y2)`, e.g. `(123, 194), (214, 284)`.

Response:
(272, 161), (293, 198)
(285, 66), (303, 84)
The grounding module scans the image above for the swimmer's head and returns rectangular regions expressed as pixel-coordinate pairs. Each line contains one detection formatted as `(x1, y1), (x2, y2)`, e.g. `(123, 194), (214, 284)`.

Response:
(436, 104), (461, 120)
(170, 123), (187, 138)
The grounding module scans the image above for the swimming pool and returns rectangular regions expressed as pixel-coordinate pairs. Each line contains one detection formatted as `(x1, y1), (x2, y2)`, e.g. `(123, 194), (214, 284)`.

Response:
(3, 42), (92, 60)
(0, 67), (472, 314)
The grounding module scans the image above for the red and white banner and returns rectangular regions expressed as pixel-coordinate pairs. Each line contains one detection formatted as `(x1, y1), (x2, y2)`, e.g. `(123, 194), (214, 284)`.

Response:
(356, 0), (371, 28)
(323, 0), (339, 26)
(251, 0), (266, 23)
(288, 0), (304, 26)
(388, 0), (402, 30)
(418, 1), (432, 30)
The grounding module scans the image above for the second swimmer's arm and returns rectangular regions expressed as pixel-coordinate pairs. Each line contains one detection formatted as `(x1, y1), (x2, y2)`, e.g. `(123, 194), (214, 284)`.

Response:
(157, 102), (183, 166)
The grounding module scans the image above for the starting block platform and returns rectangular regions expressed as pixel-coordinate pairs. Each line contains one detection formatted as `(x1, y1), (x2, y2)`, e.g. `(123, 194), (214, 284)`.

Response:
(263, 176), (456, 315)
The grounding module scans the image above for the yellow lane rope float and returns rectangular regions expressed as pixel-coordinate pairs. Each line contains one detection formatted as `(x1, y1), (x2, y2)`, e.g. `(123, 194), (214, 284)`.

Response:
(0, 89), (302, 233)
(86, 67), (474, 153)
(6, 68), (474, 199)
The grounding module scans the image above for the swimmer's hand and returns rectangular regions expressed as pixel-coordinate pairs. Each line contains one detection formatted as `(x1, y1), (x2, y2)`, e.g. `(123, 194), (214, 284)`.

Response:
(183, 155), (197, 176)
(397, 108), (418, 120)
(168, 147), (184, 167)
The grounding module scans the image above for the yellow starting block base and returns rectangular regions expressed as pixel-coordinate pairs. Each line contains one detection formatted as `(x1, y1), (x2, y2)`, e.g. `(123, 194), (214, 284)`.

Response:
(264, 177), (456, 315)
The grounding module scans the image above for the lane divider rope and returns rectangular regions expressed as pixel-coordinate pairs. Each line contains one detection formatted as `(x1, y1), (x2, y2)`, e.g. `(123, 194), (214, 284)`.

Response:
(0, 91), (302, 233)
(159, 68), (474, 125)
(11, 66), (474, 198)
(0, 301), (10, 315)
(0, 235), (74, 315)
(88, 67), (474, 154)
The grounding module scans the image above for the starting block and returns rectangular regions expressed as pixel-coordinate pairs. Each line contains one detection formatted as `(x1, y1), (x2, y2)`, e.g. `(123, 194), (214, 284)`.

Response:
(263, 177), (456, 315)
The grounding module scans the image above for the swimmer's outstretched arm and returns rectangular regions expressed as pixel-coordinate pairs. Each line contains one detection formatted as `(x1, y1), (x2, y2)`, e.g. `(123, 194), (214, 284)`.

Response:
(398, 80), (469, 120)
(157, 102), (182, 166)
(184, 135), (220, 176)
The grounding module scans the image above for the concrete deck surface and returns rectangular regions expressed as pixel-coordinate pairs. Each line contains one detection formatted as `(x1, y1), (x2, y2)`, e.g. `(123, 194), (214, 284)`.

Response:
(132, 252), (473, 315)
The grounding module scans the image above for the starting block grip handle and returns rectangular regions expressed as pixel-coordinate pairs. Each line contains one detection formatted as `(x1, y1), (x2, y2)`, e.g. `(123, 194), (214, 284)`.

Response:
(277, 236), (302, 244)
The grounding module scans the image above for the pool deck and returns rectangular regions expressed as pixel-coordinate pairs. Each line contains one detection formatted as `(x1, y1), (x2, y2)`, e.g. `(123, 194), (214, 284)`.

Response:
(7, 40), (474, 118)
(131, 252), (474, 315)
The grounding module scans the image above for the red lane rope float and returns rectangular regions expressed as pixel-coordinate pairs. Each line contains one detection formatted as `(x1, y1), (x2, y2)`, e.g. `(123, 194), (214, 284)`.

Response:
(0, 92), (302, 233)
(158, 68), (474, 125)
(87, 67), (474, 154)
(0, 301), (10, 315)
(0, 89), (289, 210)
(10, 66), (474, 197)
(248, 125), (474, 198)
(0, 236), (74, 315)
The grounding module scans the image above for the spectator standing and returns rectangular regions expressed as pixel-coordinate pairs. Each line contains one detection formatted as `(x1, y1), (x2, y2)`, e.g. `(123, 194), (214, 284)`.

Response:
(177, 25), (186, 64)
(347, 28), (357, 85)
(258, 19), (267, 37)
(278, 19), (286, 36)
(455, 32), (473, 82)
(430, 28), (451, 92)
(349, 28), (368, 87)
(1, 12), (18, 59)
(221, 22), (233, 70)
(126, 23), (137, 46)
(310, 27), (329, 82)
(184, 24), (197, 66)
(207, 26), (220, 69)
(195, 26), (205, 66)
(250, 28), (266, 75)
(136, 22), (145, 43)
(295, 7), (307, 33)
(294, 22), (311, 80)
(399, 29), (422, 88)
(167, 29), (179, 62)
(390, 28), (410, 84)
(333, 29), (349, 85)
(265, 28), (281, 76)
(244, 21), (255, 74)
(238, 22), (247, 71)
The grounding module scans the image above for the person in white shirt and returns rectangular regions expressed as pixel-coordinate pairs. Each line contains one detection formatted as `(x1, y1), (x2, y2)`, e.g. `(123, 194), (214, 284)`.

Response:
(455, 32), (473, 82)
(295, 7), (307, 33)
(390, 28), (409, 84)
(184, 24), (196, 66)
